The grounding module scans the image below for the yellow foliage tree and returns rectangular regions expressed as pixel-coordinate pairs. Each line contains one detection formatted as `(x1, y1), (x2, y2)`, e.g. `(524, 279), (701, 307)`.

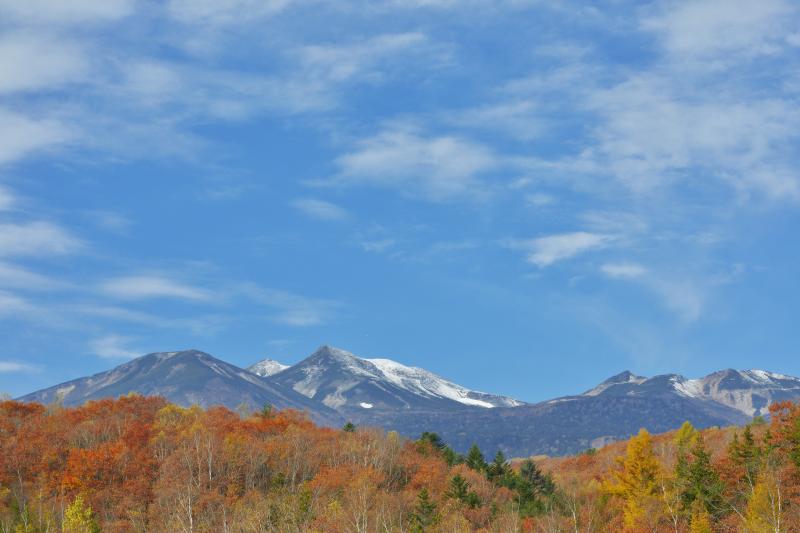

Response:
(62, 495), (100, 533)
(745, 476), (786, 533)
(689, 500), (712, 533)
(605, 428), (665, 531)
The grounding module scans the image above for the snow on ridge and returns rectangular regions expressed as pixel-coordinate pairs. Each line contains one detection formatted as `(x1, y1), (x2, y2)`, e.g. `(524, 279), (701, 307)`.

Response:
(366, 357), (502, 408)
(743, 369), (797, 383)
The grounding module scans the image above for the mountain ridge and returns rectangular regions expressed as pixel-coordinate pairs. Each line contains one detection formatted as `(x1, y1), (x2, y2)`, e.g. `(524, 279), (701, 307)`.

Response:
(16, 345), (800, 456)
(259, 345), (523, 411)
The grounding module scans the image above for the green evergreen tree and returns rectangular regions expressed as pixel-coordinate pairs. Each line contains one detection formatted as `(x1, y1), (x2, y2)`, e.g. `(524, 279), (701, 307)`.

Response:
(445, 474), (481, 509)
(465, 444), (487, 472)
(487, 450), (515, 487)
(520, 459), (555, 497)
(342, 421), (356, 432)
(411, 488), (437, 532)
(728, 425), (762, 485)
(446, 474), (469, 501)
(418, 432), (445, 449)
(677, 435), (725, 517)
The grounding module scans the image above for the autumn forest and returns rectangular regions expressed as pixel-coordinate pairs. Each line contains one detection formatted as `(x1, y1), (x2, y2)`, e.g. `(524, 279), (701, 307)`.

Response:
(1, 397), (799, 532)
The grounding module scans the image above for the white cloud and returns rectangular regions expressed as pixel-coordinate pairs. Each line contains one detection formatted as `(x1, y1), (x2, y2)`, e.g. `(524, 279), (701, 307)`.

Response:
(0, 185), (15, 211)
(582, 75), (800, 198)
(84, 210), (133, 233)
(0, 221), (83, 257)
(0, 262), (68, 291)
(75, 304), (225, 335)
(100, 275), (212, 301)
(0, 290), (37, 317)
(600, 262), (709, 321)
(167, 0), (291, 26)
(600, 262), (647, 279)
(0, 109), (73, 165)
(333, 125), (499, 200)
(88, 334), (141, 359)
(0, 0), (134, 25)
(291, 198), (349, 221)
(642, 0), (794, 59)
(359, 239), (396, 254)
(0, 33), (89, 94)
(0, 361), (37, 373)
(512, 232), (612, 267)
(525, 193), (555, 207)
(299, 32), (431, 84)
(448, 100), (543, 141)
(239, 284), (339, 327)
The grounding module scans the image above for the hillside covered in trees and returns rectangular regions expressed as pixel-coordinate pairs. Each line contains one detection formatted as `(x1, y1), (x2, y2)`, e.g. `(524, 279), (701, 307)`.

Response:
(1, 396), (799, 532)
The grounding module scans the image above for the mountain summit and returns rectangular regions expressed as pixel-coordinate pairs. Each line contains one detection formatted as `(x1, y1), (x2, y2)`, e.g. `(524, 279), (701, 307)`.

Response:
(247, 359), (289, 377)
(264, 345), (523, 411)
(581, 368), (800, 417)
(18, 349), (340, 425)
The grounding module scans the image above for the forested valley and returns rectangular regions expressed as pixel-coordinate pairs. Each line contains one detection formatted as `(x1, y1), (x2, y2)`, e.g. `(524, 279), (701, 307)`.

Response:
(1, 396), (799, 532)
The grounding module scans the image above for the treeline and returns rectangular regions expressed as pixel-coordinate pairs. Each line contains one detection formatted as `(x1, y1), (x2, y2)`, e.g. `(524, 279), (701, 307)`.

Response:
(0, 397), (799, 532)
(0, 396), (566, 532)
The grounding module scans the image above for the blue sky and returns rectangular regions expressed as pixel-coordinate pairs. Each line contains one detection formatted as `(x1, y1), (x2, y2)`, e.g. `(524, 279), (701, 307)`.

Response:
(1, 0), (799, 402)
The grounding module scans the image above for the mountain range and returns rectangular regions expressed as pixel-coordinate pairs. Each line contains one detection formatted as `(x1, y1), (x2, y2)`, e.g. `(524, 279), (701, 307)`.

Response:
(18, 345), (800, 456)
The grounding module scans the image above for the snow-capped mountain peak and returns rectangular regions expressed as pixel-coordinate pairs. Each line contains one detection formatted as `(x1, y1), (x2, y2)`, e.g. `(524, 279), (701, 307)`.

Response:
(263, 345), (524, 411)
(248, 359), (289, 377)
(583, 368), (800, 417)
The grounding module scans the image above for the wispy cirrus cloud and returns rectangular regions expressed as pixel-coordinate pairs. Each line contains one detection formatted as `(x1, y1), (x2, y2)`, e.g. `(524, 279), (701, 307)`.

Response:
(330, 124), (501, 200)
(0, 262), (69, 291)
(0, 33), (89, 94)
(600, 262), (647, 279)
(88, 334), (141, 359)
(0, 185), (15, 211)
(642, 0), (795, 59)
(0, 361), (38, 373)
(0, 0), (134, 25)
(291, 198), (350, 221)
(99, 275), (213, 301)
(0, 290), (38, 317)
(0, 109), (73, 166)
(509, 232), (612, 268)
(599, 260), (743, 322)
(166, 0), (292, 26)
(0, 221), (83, 257)
(238, 283), (340, 327)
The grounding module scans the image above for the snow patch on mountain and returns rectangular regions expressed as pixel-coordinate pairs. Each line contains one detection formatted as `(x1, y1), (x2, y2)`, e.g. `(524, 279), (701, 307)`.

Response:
(671, 376), (704, 399)
(589, 368), (800, 418)
(365, 357), (521, 408)
(264, 345), (523, 410)
(248, 359), (290, 377)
